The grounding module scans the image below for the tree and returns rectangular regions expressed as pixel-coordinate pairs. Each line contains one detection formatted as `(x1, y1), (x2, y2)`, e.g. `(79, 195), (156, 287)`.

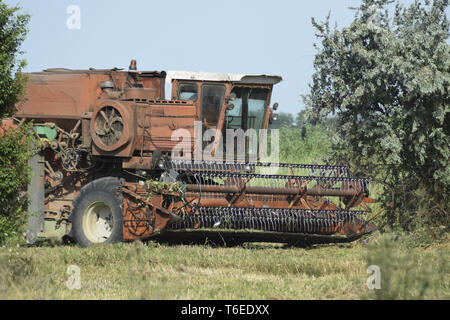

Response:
(295, 110), (308, 128)
(0, 1), (32, 244)
(304, 0), (449, 231)
(0, 1), (29, 118)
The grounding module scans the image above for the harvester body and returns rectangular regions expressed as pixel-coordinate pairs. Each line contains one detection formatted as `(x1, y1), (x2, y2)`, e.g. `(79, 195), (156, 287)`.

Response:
(4, 62), (376, 246)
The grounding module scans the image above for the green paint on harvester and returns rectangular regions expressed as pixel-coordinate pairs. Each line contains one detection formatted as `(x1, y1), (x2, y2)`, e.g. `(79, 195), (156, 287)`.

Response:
(35, 125), (58, 141)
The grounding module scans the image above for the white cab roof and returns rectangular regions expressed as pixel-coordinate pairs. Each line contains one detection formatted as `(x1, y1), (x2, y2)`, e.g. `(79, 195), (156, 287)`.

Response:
(166, 70), (282, 85)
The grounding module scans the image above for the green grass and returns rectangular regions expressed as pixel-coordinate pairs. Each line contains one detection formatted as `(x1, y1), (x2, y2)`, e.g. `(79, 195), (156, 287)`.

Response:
(278, 125), (332, 165)
(0, 233), (448, 300)
(1, 126), (447, 300)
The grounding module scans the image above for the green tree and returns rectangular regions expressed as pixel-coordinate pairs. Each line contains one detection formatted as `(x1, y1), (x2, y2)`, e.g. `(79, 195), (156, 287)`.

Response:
(295, 109), (308, 128)
(0, 1), (33, 244)
(304, 0), (449, 231)
(0, 1), (29, 118)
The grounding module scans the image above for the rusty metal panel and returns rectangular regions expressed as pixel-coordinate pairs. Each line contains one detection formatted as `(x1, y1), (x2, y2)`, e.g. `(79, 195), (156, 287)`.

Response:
(15, 69), (166, 120)
(26, 152), (45, 244)
(17, 73), (97, 118)
(122, 156), (153, 169)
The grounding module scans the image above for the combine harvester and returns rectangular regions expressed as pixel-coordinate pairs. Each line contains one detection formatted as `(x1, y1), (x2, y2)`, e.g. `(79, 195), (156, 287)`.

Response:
(4, 60), (377, 247)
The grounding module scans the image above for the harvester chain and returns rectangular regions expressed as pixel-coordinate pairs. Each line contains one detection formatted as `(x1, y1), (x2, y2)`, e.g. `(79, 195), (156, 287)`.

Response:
(170, 207), (368, 235)
(187, 171), (370, 186)
(168, 160), (352, 177)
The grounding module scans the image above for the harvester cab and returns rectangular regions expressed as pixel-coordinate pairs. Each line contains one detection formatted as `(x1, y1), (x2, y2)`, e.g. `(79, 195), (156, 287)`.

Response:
(167, 71), (282, 160)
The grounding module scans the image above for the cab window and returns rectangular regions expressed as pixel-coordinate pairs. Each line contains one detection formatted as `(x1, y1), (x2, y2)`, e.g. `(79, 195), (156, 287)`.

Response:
(178, 83), (198, 101)
(225, 87), (269, 131)
(201, 84), (225, 128)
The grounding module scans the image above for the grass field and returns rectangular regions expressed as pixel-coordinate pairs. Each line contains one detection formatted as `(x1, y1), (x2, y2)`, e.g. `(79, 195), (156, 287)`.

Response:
(1, 127), (447, 300)
(0, 232), (448, 300)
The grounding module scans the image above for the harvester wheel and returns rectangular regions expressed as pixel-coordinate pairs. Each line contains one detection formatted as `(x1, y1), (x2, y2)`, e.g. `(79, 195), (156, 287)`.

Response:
(70, 177), (123, 247)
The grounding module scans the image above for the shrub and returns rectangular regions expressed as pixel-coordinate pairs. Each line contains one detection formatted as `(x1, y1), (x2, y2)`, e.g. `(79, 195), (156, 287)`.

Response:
(0, 2), (32, 244)
(0, 123), (37, 244)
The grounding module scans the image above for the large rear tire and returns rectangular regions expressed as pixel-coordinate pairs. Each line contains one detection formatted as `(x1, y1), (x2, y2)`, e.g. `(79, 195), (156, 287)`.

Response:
(70, 177), (123, 247)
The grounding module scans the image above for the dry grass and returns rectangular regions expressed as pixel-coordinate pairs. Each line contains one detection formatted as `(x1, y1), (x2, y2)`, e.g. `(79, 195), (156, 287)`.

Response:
(0, 232), (448, 300)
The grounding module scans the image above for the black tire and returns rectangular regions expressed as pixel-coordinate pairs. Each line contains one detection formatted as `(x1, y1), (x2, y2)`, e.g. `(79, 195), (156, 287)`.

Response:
(69, 177), (123, 247)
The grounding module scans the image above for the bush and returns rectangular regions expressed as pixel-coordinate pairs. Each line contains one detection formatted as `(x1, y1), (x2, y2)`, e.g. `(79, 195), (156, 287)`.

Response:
(0, 123), (37, 245)
(0, 2), (33, 245)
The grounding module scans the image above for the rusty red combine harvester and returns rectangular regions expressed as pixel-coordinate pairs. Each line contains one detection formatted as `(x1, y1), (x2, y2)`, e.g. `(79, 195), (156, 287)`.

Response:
(6, 60), (377, 247)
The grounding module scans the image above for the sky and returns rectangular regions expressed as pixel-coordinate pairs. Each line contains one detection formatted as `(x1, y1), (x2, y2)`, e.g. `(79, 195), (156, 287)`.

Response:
(4, 0), (436, 116)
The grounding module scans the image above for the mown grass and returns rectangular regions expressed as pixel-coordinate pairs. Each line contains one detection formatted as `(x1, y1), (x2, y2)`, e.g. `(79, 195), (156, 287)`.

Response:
(1, 126), (447, 300)
(0, 232), (448, 300)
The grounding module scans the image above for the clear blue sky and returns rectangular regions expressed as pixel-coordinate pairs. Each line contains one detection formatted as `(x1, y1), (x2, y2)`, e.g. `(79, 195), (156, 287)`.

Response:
(5, 0), (433, 116)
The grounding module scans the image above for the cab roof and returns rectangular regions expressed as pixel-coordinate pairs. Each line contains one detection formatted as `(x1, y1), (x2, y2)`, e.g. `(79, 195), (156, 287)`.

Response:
(166, 71), (282, 85)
